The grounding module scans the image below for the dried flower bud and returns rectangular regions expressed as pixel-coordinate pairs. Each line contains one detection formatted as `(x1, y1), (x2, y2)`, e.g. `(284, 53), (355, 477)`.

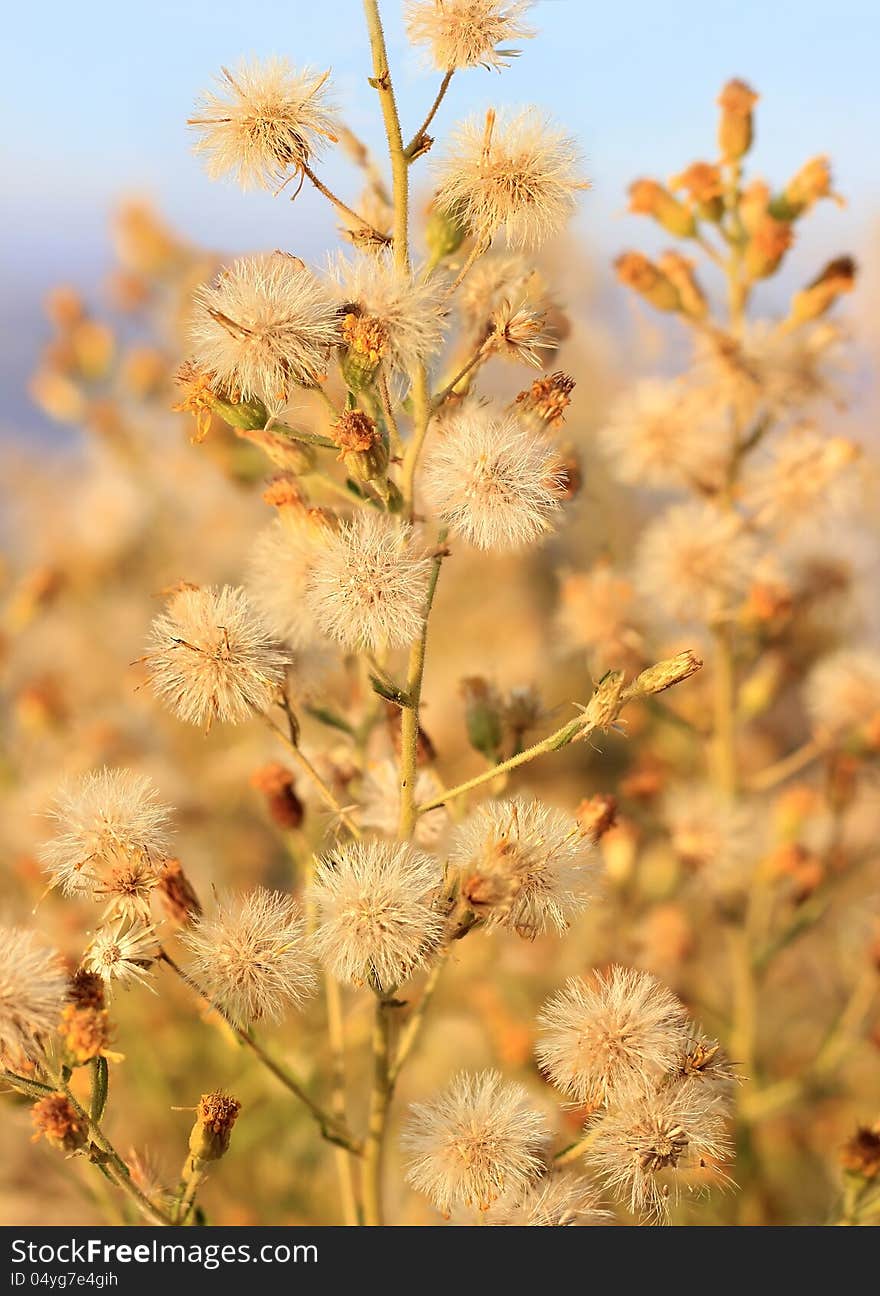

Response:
(614, 252), (681, 313)
(717, 78), (759, 161)
(250, 762), (305, 830)
(261, 474), (307, 509)
(628, 179), (696, 239)
(744, 214), (794, 280)
(502, 684), (542, 749)
(156, 859), (202, 926)
(31, 1094), (88, 1154)
(841, 1123), (880, 1181)
(188, 1092), (241, 1163)
(670, 163), (724, 222)
(333, 409), (389, 482)
(773, 155), (843, 220)
(578, 670), (626, 734)
(425, 203), (468, 265)
(515, 371), (575, 426)
(626, 650), (703, 699)
(657, 252), (708, 320)
(236, 425), (317, 474)
(340, 311), (388, 391)
(739, 178), (771, 234)
(461, 676), (504, 760)
(576, 793), (618, 842)
(788, 256), (856, 327)
(555, 445), (583, 500)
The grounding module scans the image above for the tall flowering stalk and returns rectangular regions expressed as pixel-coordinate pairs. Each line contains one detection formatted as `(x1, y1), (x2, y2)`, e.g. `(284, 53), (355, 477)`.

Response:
(2, 2), (875, 1232)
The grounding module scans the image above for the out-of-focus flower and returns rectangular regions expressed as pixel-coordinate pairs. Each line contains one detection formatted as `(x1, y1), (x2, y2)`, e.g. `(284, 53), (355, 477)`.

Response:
(536, 966), (690, 1106)
(403, 1070), (550, 1213)
(556, 560), (643, 675)
(248, 510), (330, 650)
(805, 649), (880, 749)
(490, 1174), (608, 1226)
(422, 403), (565, 551)
(310, 839), (444, 991)
(450, 796), (598, 937)
(742, 427), (859, 533)
(190, 253), (340, 408)
(634, 501), (758, 626)
(357, 759), (449, 847)
(31, 1094), (88, 1154)
(599, 379), (732, 492)
(182, 889), (316, 1027)
(146, 585), (289, 729)
(434, 108), (587, 249)
(304, 513), (431, 652)
(189, 59), (338, 191)
(0, 927), (67, 1065)
(663, 784), (760, 891)
(405, 0), (534, 72)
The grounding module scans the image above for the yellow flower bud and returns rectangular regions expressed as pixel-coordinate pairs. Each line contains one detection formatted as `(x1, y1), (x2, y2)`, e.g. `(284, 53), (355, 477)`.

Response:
(717, 78), (759, 161)
(614, 252), (681, 313)
(628, 179), (696, 238)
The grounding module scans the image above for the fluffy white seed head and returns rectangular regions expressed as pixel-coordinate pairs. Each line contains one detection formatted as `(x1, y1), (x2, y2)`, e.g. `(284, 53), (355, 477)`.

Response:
(189, 59), (338, 191)
(310, 838), (445, 991)
(434, 107), (586, 250)
(456, 251), (539, 321)
(536, 967), (691, 1106)
(422, 404), (565, 551)
(599, 379), (733, 492)
(742, 428), (859, 534)
(304, 513), (432, 652)
(83, 917), (160, 992)
(450, 796), (598, 937)
(805, 649), (880, 744)
(190, 253), (340, 408)
(182, 889), (316, 1027)
(0, 926), (68, 1064)
(585, 1081), (732, 1221)
(405, 0), (535, 72)
(490, 1173), (608, 1226)
(403, 1070), (551, 1213)
(330, 252), (448, 387)
(146, 585), (290, 729)
(247, 511), (329, 650)
(556, 561), (643, 676)
(634, 501), (758, 626)
(38, 769), (172, 904)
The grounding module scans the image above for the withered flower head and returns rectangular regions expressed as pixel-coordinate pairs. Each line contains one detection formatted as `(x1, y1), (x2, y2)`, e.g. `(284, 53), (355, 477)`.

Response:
(189, 1092), (242, 1162)
(515, 371), (575, 426)
(31, 1094), (88, 1154)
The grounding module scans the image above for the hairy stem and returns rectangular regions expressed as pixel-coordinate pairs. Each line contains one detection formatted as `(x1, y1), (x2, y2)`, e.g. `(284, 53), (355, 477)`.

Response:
(362, 995), (394, 1226)
(363, 0), (409, 270)
(325, 973), (360, 1225)
(404, 69), (454, 159)
(398, 530), (448, 839)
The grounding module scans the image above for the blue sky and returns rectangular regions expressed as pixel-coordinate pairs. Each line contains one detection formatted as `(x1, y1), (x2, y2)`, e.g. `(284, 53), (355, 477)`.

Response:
(3, 0), (879, 436)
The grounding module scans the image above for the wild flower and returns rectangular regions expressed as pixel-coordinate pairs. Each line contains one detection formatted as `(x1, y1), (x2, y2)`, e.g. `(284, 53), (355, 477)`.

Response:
(434, 107), (586, 249)
(304, 513), (432, 652)
(403, 1070), (550, 1213)
(536, 966), (691, 1106)
(585, 1081), (732, 1221)
(247, 510), (329, 650)
(83, 918), (160, 992)
(405, 0), (535, 72)
(805, 649), (880, 747)
(190, 253), (340, 407)
(189, 59), (338, 191)
(146, 585), (289, 729)
(182, 890), (316, 1027)
(38, 769), (172, 902)
(0, 926), (68, 1064)
(490, 1173), (608, 1226)
(310, 839), (445, 991)
(742, 427), (859, 533)
(599, 378), (732, 492)
(422, 403), (565, 551)
(555, 561), (643, 675)
(357, 758), (449, 846)
(449, 796), (598, 936)
(663, 784), (761, 891)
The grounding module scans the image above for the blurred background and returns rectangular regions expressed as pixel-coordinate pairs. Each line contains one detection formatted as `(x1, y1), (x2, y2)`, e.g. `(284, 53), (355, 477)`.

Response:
(3, 0), (879, 443)
(2, 0), (880, 1229)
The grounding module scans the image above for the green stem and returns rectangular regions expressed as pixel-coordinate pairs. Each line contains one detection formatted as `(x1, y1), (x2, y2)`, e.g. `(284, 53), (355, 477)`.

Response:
(362, 995), (394, 1226)
(398, 530), (448, 839)
(362, 0), (409, 270)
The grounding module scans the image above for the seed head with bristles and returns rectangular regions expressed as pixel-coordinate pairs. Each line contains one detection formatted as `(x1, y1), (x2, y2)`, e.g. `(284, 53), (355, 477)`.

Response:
(450, 796), (598, 937)
(0, 926), (68, 1065)
(146, 585), (289, 729)
(304, 513), (432, 652)
(434, 107), (587, 250)
(536, 966), (691, 1106)
(189, 59), (338, 191)
(181, 889), (316, 1027)
(38, 768), (172, 903)
(403, 1070), (550, 1214)
(584, 1081), (732, 1221)
(490, 1173), (608, 1226)
(422, 404), (565, 552)
(405, 1), (535, 72)
(310, 838), (445, 992)
(330, 251), (448, 389)
(599, 378), (732, 492)
(247, 510), (330, 650)
(190, 253), (340, 408)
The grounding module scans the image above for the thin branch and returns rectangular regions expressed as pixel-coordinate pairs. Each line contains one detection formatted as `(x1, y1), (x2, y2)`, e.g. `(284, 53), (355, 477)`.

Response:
(264, 714), (362, 837)
(300, 160), (391, 248)
(404, 70), (454, 160)
(746, 737), (826, 792)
